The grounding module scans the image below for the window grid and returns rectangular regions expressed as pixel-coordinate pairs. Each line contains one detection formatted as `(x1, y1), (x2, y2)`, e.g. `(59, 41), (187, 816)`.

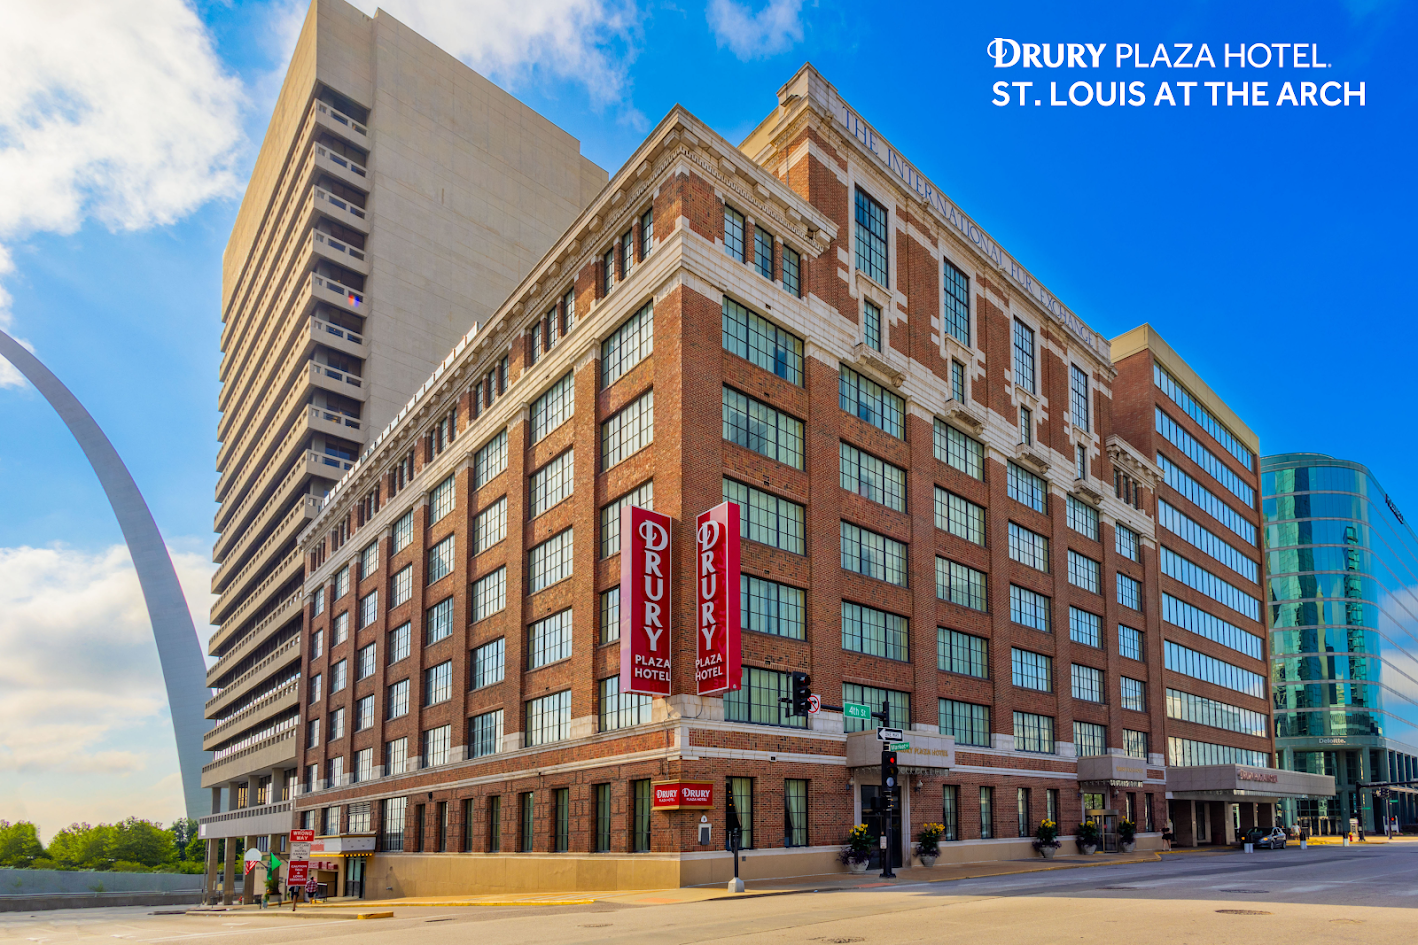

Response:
(1157, 454), (1257, 544)
(940, 698), (990, 746)
(530, 450), (575, 516)
(1154, 363), (1254, 469)
(356, 643), (376, 680)
(1008, 522), (1049, 572)
(839, 365), (904, 438)
(725, 387), (804, 469)
(1075, 721), (1106, 757)
(741, 574), (806, 639)
(422, 725), (451, 767)
(474, 430), (508, 488)
(599, 675), (653, 731)
(950, 359), (965, 402)
(937, 627), (988, 678)
(784, 779), (808, 847)
(1158, 500), (1258, 582)
(1155, 408), (1255, 506)
(360, 542), (378, 579)
(841, 601), (909, 661)
(424, 661), (452, 705)
(724, 666), (806, 728)
(600, 481), (653, 558)
(529, 609), (573, 668)
(472, 567), (506, 622)
(1010, 584), (1051, 632)
(721, 297), (803, 385)
(602, 303), (654, 388)
(1066, 495), (1100, 540)
(841, 521), (908, 587)
(753, 227), (773, 279)
(1124, 730), (1149, 759)
(429, 475), (456, 524)
(1168, 737), (1269, 768)
(474, 497), (507, 554)
(1115, 523), (1141, 561)
(526, 690), (572, 746)
(1069, 607), (1101, 648)
(1165, 688), (1268, 737)
(1067, 550), (1101, 593)
(724, 206), (745, 260)
(1164, 641), (1266, 698)
(427, 536), (454, 584)
(599, 587), (620, 644)
(1119, 625), (1144, 661)
(842, 683), (910, 733)
(1007, 462), (1047, 512)
(933, 420), (984, 479)
(935, 487), (985, 545)
(854, 188), (888, 285)
(863, 300), (882, 350)
(387, 679), (409, 719)
(529, 529), (574, 591)
(840, 442), (905, 511)
(723, 479), (805, 554)
(471, 638), (505, 689)
(1012, 319), (1036, 393)
(1160, 546), (1259, 619)
(1121, 676), (1147, 712)
(388, 623), (410, 664)
(1014, 711), (1055, 753)
(1070, 364), (1089, 431)
(531, 372), (575, 443)
(1161, 593), (1263, 659)
(935, 558), (988, 611)
(782, 245), (801, 297)
(390, 565), (412, 606)
(602, 390), (655, 470)
(1011, 648), (1053, 691)
(469, 709), (503, 759)
(942, 259), (969, 345)
(1019, 406), (1032, 445)
(1117, 572), (1142, 610)
(358, 591), (378, 628)
(1071, 663), (1103, 702)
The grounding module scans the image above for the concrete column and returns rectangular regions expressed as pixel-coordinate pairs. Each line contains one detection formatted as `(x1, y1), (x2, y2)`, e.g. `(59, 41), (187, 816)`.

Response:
(1171, 801), (1196, 847)
(1259, 804), (1275, 828)
(1210, 802), (1232, 845)
(203, 838), (217, 904)
(1239, 803), (1256, 832)
(221, 837), (236, 905)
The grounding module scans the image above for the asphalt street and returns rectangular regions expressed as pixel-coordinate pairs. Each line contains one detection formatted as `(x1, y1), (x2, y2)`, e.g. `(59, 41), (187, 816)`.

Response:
(2, 844), (1414, 945)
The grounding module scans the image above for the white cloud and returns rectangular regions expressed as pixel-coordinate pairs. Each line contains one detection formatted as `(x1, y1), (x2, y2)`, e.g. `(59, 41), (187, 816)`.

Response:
(347, 0), (642, 113)
(0, 0), (245, 325)
(706, 0), (805, 60)
(0, 543), (216, 777)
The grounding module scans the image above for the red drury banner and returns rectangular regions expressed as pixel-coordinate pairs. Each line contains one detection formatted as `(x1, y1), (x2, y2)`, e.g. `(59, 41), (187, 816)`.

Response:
(696, 501), (742, 695)
(652, 781), (715, 809)
(620, 505), (673, 695)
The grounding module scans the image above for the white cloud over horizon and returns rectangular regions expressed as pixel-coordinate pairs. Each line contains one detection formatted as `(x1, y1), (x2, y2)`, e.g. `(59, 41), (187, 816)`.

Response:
(706, 0), (806, 60)
(0, 541), (216, 838)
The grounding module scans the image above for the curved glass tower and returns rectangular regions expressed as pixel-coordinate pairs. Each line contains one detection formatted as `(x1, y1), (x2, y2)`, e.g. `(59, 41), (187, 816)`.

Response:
(1263, 453), (1418, 834)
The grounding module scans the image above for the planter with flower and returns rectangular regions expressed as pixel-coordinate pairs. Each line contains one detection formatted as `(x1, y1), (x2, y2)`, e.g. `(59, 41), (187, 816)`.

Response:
(916, 823), (944, 867)
(1118, 819), (1137, 854)
(1032, 819), (1062, 859)
(838, 824), (873, 874)
(1076, 820), (1102, 855)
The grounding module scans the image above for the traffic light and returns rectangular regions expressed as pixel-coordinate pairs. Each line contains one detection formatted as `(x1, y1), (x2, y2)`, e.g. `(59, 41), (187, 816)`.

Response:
(882, 749), (899, 791)
(790, 672), (811, 716)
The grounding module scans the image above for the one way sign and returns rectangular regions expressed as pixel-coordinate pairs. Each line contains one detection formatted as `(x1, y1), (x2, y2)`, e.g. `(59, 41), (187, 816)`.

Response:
(876, 727), (904, 742)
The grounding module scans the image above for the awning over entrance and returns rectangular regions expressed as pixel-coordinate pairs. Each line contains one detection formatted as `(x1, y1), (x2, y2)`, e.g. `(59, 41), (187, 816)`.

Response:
(1076, 753), (1167, 788)
(1167, 764), (1335, 801)
(845, 730), (955, 769)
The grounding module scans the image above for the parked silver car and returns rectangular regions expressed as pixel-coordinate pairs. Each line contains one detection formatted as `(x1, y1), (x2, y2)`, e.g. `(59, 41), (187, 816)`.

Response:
(1242, 826), (1287, 849)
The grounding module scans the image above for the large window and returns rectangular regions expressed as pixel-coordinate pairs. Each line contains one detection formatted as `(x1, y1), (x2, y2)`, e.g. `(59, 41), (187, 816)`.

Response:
(730, 777), (755, 849)
(1069, 607), (1101, 648)
(934, 420), (984, 479)
(1066, 495), (1099, 540)
(1121, 676), (1147, 712)
(1013, 711), (1054, 753)
(942, 785), (959, 842)
(1157, 454), (1256, 544)
(602, 390), (654, 469)
(1011, 648), (1052, 691)
(1009, 584), (1051, 632)
(935, 488), (985, 545)
(1160, 547), (1259, 619)
(526, 690), (572, 746)
(633, 780), (652, 852)
(1154, 408), (1255, 506)
(530, 450), (575, 516)
(531, 372), (575, 443)
(427, 535), (454, 584)
(854, 188), (888, 285)
(724, 206), (746, 260)
(1158, 500), (1258, 582)
(390, 565), (412, 607)
(422, 725), (451, 767)
(599, 587), (620, 643)
(1070, 364), (1090, 431)
(1161, 593), (1263, 658)
(594, 784), (612, 853)
(529, 609), (573, 668)
(1075, 721), (1106, 757)
(1165, 689), (1268, 737)
(1008, 522), (1049, 572)
(1071, 663), (1103, 702)
(471, 637), (505, 689)
(357, 642), (376, 680)
(980, 786), (994, 839)
(940, 699), (990, 747)
(936, 558), (987, 611)
(1154, 363), (1254, 469)
(723, 479), (804, 554)
(474, 497), (507, 554)
(425, 597), (453, 644)
(784, 779), (808, 847)
(380, 797), (406, 852)
(938, 627), (988, 678)
(599, 675), (653, 731)
(1124, 730), (1149, 759)
(424, 661), (452, 705)
(722, 297), (803, 385)
(388, 622), (410, 664)
(841, 601), (908, 661)
(1168, 737), (1269, 768)
(1163, 641), (1265, 698)
(472, 568), (506, 622)
(942, 259), (969, 345)
(724, 666), (806, 728)
(724, 387), (803, 468)
(430, 474), (456, 524)
(839, 365), (904, 438)
(519, 792), (535, 852)
(1068, 550), (1101, 594)
(360, 542), (378, 579)
(387, 679), (409, 719)
(741, 574), (805, 639)
(1119, 624), (1144, 661)
(782, 245), (802, 297)
(1117, 572), (1142, 610)
(1115, 522), (1140, 561)
(843, 683), (910, 733)
(1007, 462), (1047, 512)
(529, 529), (574, 591)
(841, 522), (908, 587)
(863, 299), (882, 350)
(469, 709), (503, 759)
(474, 430), (508, 488)
(358, 591), (378, 628)
(600, 480), (653, 558)
(392, 510), (414, 552)
(840, 442), (905, 511)
(1012, 319), (1036, 393)
(754, 227), (773, 280)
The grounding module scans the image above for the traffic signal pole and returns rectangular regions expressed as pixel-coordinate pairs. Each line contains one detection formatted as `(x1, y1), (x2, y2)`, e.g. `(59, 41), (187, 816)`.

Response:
(873, 698), (897, 878)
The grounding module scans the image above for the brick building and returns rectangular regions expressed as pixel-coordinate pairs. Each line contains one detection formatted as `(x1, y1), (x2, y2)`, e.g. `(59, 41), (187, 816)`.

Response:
(279, 65), (1330, 896)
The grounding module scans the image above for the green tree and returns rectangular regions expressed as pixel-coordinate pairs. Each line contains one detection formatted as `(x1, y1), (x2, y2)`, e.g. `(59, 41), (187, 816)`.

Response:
(47, 823), (114, 869)
(185, 830), (205, 864)
(109, 818), (175, 867)
(168, 818), (199, 861)
(0, 821), (45, 867)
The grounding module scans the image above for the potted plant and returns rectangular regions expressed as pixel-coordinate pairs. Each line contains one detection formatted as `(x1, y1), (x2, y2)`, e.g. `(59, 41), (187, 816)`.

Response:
(1032, 819), (1062, 859)
(838, 824), (873, 874)
(916, 823), (944, 867)
(1076, 820), (1102, 855)
(1118, 819), (1137, 854)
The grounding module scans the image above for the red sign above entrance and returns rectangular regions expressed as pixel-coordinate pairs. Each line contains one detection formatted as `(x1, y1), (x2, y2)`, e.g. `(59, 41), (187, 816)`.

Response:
(652, 781), (715, 809)
(695, 501), (742, 695)
(620, 506), (673, 696)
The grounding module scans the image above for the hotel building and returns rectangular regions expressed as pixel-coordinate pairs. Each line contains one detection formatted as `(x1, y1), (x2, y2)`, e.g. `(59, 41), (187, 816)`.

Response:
(1263, 453), (1418, 834)
(271, 64), (1332, 897)
(199, 0), (604, 900)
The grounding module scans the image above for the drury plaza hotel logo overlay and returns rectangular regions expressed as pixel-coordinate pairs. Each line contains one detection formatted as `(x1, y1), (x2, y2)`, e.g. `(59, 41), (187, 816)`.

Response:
(986, 41), (1367, 107)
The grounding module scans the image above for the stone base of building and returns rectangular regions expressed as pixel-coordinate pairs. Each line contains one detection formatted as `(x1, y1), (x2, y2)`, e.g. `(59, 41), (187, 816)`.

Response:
(355, 835), (1167, 897)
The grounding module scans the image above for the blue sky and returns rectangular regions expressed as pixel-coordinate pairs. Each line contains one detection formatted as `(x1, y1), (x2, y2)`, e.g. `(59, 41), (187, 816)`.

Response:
(0, 0), (1412, 837)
